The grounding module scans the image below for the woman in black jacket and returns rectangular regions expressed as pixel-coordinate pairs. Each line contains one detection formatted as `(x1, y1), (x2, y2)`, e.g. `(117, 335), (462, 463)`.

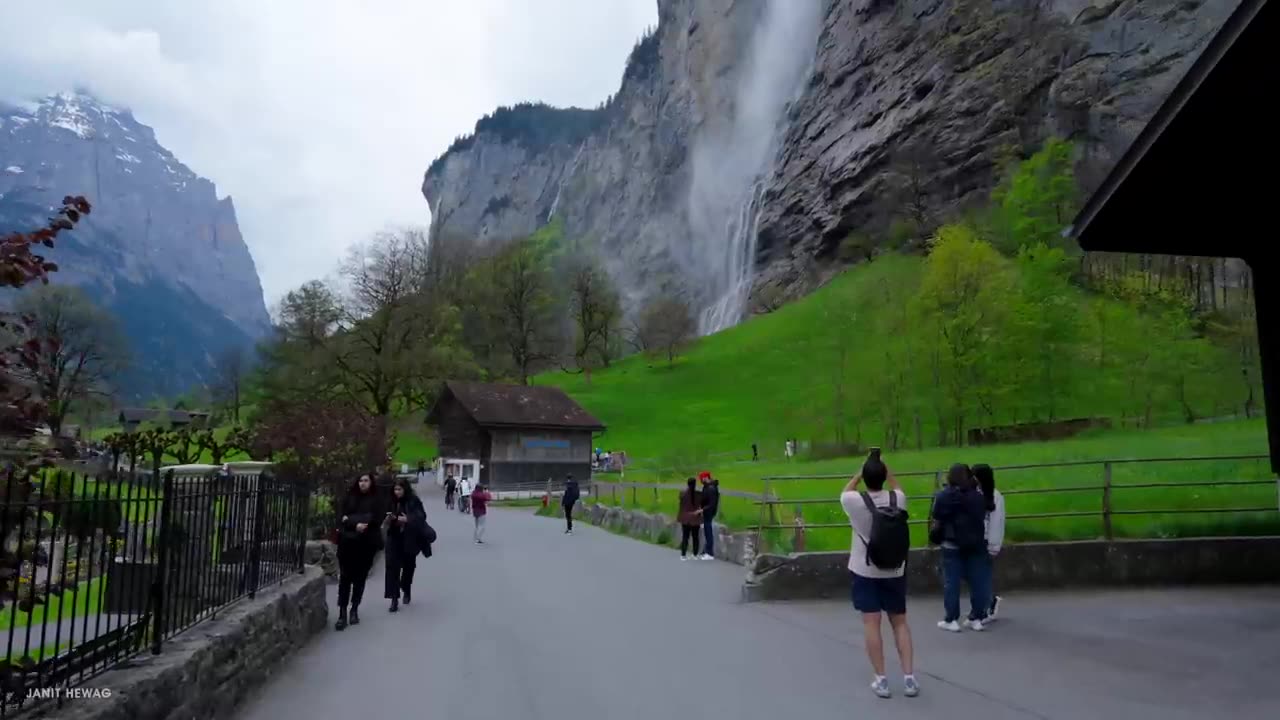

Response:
(335, 474), (380, 631)
(384, 478), (430, 612)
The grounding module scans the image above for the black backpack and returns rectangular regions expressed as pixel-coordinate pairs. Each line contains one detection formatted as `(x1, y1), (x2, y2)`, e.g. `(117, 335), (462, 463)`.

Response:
(859, 491), (911, 569)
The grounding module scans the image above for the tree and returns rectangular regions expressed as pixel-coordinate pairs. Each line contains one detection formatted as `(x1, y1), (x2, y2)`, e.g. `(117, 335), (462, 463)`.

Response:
(248, 398), (386, 497)
(1, 196), (91, 446)
(1007, 243), (1082, 421)
(991, 137), (1078, 254)
(212, 345), (248, 424)
(567, 259), (621, 383)
(914, 224), (1012, 444)
(632, 294), (697, 367)
(14, 284), (127, 439)
(489, 237), (559, 384)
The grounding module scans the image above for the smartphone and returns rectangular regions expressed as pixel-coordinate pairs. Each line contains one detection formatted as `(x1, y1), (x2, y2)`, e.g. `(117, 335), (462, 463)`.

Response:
(868, 447), (882, 461)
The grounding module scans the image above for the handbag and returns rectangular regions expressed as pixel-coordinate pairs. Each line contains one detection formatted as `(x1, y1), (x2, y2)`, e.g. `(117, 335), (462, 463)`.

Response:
(420, 521), (437, 546)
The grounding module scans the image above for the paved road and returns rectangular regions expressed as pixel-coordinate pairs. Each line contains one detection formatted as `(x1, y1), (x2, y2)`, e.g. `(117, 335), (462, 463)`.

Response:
(237, 499), (1280, 720)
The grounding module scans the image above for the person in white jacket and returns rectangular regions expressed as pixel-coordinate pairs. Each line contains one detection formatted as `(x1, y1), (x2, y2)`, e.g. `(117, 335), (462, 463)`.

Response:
(973, 464), (1006, 621)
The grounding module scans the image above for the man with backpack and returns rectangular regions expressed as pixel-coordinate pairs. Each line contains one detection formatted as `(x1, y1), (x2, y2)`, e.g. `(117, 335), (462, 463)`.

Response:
(840, 449), (918, 700)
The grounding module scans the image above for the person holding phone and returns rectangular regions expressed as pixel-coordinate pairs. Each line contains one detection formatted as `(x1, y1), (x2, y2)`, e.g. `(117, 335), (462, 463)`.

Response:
(698, 471), (720, 560)
(840, 448), (919, 699)
(335, 474), (380, 631)
(383, 478), (428, 612)
(471, 482), (493, 544)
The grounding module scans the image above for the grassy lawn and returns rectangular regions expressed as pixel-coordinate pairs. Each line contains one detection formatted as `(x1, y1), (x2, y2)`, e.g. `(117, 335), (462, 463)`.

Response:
(586, 419), (1277, 552)
(0, 576), (105, 632)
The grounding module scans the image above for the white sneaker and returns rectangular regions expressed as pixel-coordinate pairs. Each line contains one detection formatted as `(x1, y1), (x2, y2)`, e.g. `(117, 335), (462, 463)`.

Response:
(989, 595), (1002, 621)
(937, 620), (962, 633)
(903, 675), (920, 697)
(966, 619), (985, 632)
(680, 556), (689, 562)
(871, 676), (891, 699)
(700, 554), (714, 561)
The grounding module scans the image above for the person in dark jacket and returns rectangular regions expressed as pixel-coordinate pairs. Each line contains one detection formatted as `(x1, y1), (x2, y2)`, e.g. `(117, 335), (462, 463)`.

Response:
(562, 474), (580, 535)
(444, 473), (458, 510)
(677, 477), (703, 560)
(931, 464), (991, 632)
(383, 478), (429, 612)
(698, 471), (720, 561)
(335, 474), (380, 631)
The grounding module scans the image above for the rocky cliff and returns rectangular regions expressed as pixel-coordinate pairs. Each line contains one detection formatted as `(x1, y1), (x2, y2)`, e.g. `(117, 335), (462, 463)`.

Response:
(423, 0), (1240, 329)
(0, 91), (270, 399)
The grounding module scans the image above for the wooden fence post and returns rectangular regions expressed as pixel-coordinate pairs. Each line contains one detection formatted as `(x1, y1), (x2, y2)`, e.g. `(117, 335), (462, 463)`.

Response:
(934, 471), (943, 491)
(631, 484), (637, 506)
(1102, 462), (1114, 541)
(653, 486), (659, 506)
(793, 504), (806, 553)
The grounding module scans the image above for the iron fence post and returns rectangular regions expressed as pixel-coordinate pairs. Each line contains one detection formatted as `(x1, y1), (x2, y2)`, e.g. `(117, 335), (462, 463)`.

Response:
(1102, 462), (1114, 541)
(151, 469), (175, 655)
(793, 504), (806, 553)
(296, 478), (308, 573)
(247, 474), (268, 598)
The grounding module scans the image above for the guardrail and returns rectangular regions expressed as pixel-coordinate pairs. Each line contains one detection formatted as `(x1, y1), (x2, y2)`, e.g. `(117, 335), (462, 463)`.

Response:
(0, 464), (308, 717)
(748, 454), (1278, 554)
(591, 479), (767, 507)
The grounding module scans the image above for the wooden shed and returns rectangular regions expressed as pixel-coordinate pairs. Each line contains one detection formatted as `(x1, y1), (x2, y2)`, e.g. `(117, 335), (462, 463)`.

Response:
(425, 381), (605, 488)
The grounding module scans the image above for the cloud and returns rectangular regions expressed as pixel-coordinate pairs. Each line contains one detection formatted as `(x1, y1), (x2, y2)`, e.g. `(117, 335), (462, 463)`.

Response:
(0, 0), (656, 303)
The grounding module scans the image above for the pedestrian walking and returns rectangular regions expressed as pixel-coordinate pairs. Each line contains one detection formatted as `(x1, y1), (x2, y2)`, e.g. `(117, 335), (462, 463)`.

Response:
(840, 449), (918, 699)
(973, 464), (1006, 621)
(563, 474), (580, 534)
(383, 478), (431, 612)
(752, 443), (759, 461)
(698, 471), (720, 560)
(444, 473), (458, 510)
(335, 474), (381, 631)
(930, 464), (992, 632)
(677, 477), (703, 560)
(458, 477), (473, 514)
(472, 482), (492, 543)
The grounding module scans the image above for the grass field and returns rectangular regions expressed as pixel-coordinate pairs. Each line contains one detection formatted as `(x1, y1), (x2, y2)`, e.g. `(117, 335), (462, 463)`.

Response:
(532, 255), (1254, 463)
(581, 419), (1277, 552)
(1, 576), (104, 632)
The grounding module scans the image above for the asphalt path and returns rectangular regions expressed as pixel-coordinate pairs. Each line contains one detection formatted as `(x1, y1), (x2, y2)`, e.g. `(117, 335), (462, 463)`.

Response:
(236, 496), (1280, 720)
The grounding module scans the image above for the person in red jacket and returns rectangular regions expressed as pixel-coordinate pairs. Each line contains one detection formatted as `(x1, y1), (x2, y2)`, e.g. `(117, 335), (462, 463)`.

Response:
(471, 483), (493, 544)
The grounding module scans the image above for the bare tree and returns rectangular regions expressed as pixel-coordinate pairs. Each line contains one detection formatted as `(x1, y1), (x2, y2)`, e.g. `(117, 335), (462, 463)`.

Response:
(15, 285), (128, 438)
(632, 294), (697, 367)
(489, 237), (559, 384)
(567, 260), (621, 383)
(212, 345), (248, 424)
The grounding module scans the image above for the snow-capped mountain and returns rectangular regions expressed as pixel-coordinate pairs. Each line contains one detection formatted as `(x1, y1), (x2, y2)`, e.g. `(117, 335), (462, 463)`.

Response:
(0, 91), (271, 399)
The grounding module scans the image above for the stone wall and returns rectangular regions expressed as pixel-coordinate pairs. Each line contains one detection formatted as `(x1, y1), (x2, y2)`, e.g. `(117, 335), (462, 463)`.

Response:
(742, 536), (1280, 602)
(26, 565), (328, 720)
(566, 501), (755, 565)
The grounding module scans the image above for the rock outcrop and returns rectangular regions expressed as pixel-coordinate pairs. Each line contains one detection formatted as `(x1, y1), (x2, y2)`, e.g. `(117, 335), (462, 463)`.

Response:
(0, 91), (271, 398)
(423, 0), (1240, 326)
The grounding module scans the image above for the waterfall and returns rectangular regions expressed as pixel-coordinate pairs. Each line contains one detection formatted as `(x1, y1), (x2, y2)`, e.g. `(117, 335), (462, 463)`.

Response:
(548, 142), (587, 222)
(688, 2), (824, 335)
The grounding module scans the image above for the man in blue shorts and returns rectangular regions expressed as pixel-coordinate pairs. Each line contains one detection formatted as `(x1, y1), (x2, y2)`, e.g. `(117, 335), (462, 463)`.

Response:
(840, 454), (918, 700)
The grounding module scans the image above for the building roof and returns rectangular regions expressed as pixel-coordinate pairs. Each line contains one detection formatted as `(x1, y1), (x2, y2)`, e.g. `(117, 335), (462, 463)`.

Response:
(1069, 0), (1268, 258)
(426, 381), (605, 431)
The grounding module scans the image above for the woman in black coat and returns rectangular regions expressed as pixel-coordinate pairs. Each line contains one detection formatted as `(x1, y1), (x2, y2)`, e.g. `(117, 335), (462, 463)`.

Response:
(335, 474), (381, 631)
(384, 478), (430, 612)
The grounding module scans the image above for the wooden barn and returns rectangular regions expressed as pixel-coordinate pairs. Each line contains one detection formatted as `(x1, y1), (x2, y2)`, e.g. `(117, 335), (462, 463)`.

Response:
(425, 381), (605, 488)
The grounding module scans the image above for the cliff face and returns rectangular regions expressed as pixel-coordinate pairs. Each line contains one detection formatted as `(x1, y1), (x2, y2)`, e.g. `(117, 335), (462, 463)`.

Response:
(0, 92), (270, 335)
(0, 91), (271, 399)
(424, 0), (1238, 328)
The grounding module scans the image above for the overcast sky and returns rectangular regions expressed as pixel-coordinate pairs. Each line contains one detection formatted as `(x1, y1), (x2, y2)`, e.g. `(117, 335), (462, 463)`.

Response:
(0, 0), (656, 304)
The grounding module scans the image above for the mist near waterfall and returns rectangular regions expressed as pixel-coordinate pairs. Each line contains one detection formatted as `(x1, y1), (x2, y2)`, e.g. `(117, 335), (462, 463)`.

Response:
(686, 1), (824, 334)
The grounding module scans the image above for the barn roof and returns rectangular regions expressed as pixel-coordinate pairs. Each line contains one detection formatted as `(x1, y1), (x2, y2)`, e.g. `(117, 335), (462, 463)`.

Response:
(426, 381), (605, 431)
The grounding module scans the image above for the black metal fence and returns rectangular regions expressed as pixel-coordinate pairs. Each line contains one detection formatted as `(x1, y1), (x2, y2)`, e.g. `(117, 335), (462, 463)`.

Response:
(0, 465), (309, 717)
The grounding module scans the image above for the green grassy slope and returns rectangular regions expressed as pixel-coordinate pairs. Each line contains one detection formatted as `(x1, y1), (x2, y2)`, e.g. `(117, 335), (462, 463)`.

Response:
(537, 254), (1254, 464)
